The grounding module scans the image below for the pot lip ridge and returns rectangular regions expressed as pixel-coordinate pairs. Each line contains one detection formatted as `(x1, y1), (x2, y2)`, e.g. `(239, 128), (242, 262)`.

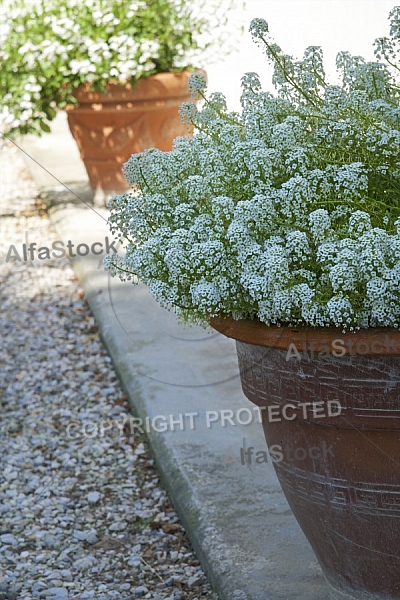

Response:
(64, 69), (207, 108)
(209, 315), (400, 356)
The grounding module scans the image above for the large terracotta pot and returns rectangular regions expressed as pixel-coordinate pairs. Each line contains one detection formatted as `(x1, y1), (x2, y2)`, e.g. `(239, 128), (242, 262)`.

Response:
(65, 71), (197, 192)
(211, 316), (400, 600)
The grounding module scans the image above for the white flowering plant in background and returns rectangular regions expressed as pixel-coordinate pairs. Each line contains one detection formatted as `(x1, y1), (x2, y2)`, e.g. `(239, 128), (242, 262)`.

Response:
(0, 0), (241, 136)
(105, 7), (400, 330)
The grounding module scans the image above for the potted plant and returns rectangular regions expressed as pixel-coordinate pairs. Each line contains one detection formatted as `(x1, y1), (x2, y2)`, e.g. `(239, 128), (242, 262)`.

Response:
(105, 7), (400, 600)
(0, 0), (236, 194)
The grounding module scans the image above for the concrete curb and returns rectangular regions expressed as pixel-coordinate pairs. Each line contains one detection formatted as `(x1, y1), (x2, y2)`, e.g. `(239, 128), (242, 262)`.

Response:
(20, 113), (329, 600)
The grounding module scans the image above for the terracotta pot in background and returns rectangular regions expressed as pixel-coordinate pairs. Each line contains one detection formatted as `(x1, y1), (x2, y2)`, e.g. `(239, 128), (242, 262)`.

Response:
(65, 71), (198, 192)
(211, 316), (400, 600)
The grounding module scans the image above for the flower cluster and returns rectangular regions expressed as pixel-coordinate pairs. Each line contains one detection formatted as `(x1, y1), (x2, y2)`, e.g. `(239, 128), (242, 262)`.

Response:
(0, 0), (239, 136)
(105, 7), (400, 330)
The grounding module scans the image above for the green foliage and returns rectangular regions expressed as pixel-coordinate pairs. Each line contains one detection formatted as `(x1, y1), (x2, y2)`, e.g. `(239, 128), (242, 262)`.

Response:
(0, 0), (237, 135)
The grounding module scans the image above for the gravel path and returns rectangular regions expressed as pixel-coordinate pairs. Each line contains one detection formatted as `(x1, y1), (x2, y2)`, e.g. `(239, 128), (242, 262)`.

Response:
(0, 140), (218, 600)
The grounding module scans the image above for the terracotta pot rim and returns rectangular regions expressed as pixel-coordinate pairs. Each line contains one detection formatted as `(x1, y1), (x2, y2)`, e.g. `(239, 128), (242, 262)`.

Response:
(65, 69), (206, 108)
(210, 315), (400, 356)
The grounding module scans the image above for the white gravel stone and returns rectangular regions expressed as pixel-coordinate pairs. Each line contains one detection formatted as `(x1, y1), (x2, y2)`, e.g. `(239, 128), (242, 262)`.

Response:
(120, 583), (131, 590)
(86, 491), (100, 504)
(0, 534), (17, 545)
(109, 521), (127, 531)
(85, 530), (98, 545)
(47, 588), (68, 597)
(128, 555), (141, 567)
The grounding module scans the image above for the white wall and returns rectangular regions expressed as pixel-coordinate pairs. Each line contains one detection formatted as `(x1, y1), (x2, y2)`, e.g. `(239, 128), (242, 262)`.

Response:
(207, 0), (396, 111)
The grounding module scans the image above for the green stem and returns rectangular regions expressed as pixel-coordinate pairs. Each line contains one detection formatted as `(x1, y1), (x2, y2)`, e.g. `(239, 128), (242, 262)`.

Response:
(111, 264), (137, 277)
(197, 90), (243, 128)
(259, 34), (322, 108)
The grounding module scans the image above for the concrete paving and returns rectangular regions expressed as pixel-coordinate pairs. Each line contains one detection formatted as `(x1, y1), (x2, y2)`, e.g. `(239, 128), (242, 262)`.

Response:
(19, 112), (329, 600)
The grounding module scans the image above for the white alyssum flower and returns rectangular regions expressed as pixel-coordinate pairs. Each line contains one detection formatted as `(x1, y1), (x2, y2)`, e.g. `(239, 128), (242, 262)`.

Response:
(188, 72), (207, 96)
(2, 0), (241, 136)
(106, 8), (400, 330)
